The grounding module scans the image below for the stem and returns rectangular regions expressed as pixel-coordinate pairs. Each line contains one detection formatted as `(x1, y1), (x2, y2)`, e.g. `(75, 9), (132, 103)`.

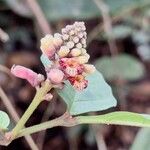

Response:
(93, 0), (118, 56)
(12, 80), (52, 138)
(17, 111), (150, 138)
(26, 0), (52, 35)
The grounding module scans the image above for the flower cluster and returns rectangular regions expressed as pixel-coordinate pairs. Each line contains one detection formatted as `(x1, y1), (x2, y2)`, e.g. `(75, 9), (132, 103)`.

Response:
(11, 22), (95, 91)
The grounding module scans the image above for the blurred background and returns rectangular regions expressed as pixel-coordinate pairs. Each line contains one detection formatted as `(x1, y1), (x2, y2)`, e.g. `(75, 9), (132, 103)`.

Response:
(0, 0), (150, 150)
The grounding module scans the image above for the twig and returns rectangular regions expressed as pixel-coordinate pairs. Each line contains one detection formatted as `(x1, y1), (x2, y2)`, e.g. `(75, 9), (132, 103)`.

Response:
(93, 0), (118, 55)
(88, 1), (150, 46)
(0, 64), (13, 79)
(17, 111), (150, 138)
(26, 0), (52, 35)
(0, 28), (9, 42)
(0, 86), (39, 150)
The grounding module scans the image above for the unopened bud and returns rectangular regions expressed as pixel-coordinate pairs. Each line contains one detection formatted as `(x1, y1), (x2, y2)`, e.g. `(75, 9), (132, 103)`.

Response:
(53, 34), (63, 47)
(44, 93), (53, 101)
(78, 33), (84, 38)
(76, 43), (82, 49)
(62, 34), (69, 40)
(76, 54), (89, 64)
(81, 48), (87, 54)
(57, 46), (70, 57)
(73, 37), (79, 43)
(67, 41), (74, 49)
(40, 34), (56, 58)
(11, 65), (44, 87)
(47, 68), (64, 84)
(69, 30), (75, 36)
(84, 64), (95, 74)
(70, 48), (81, 57)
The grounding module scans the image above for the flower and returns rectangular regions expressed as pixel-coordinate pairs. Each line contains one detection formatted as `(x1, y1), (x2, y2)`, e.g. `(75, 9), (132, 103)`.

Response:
(11, 22), (95, 91)
(11, 65), (44, 87)
(68, 75), (88, 91)
(40, 34), (63, 58)
(59, 58), (84, 77)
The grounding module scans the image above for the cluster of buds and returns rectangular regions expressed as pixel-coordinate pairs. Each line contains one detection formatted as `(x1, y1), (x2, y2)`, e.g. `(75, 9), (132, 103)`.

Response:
(11, 22), (95, 91)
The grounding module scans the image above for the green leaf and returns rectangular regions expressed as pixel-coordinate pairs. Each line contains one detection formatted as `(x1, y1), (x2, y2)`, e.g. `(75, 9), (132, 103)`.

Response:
(130, 128), (150, 150)
(38, 0), (100, 21)
(77, 111), (150, 127)
(57, 70), (117, 115)
(94, 54), (145, 81)
(0, 111), (10, 130)
(4, 0), (149, 21)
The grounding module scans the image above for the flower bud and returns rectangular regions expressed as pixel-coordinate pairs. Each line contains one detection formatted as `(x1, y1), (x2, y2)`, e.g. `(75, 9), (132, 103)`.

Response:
(73, 37), (79, 43)
(84, 64), (95, 74)
(70, 48), (81, 57)
(76, 43), (82, 49)
(57, 46), (70, 57)
(44, 93), (53, 101)
(53, 34), (63, 47)
(47, 68), (64, 84)
(62, 34), (69, 40)
(66, 41), (74, 49)
(11, 65), (44, 87)
(81, 48), (87, 54)
(40, 34), (56, 58)
(75, 54), (89, 64)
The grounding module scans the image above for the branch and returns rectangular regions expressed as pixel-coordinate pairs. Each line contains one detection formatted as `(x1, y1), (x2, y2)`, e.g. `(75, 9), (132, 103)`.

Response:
(17, 111), (150, 138)
(93, 0), (118, 55)
(0, 28), (9, 42)
(26, 0), (52, 34)
(88, 1), (150, 45)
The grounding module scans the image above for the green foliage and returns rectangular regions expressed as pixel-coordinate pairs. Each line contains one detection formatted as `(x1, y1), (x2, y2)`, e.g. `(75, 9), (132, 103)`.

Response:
(111, 25), (133, 39)
(94, 54), (145, 81)
(4, 0), (149, 21)
(0, 111), (10, 130)
(78, 111), (150, 127)
(38, 0), (100, 21)
(57, 70), (117, 115)
(130, 128), (150, 150)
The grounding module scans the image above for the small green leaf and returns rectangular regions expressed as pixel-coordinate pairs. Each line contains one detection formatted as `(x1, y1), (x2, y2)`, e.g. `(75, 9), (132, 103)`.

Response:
(131, 128), (150, 150)
(0, 111), (10, 130)
(57, 70), (117, 115)
(94, 54), (145, 81)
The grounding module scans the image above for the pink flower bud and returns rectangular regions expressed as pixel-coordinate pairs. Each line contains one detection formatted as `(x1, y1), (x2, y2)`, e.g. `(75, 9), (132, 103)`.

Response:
(47, 68), (64, 84)
(11, 65), (44, 87)
(44, 93), (53, 101)
(40, 35), (56, 58)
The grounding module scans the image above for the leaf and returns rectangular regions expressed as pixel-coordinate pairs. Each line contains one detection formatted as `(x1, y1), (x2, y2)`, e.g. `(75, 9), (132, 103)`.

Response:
(4, 0), (149, 21)
(77, 111), (150, 127)
(130, 128), (150, 150)
(57, 70), (117, 115)
(0, 111), (10, 130)
(94, 54), (145, 81)
(111, 25), (133, 39)
(37, 0), (100, 21)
